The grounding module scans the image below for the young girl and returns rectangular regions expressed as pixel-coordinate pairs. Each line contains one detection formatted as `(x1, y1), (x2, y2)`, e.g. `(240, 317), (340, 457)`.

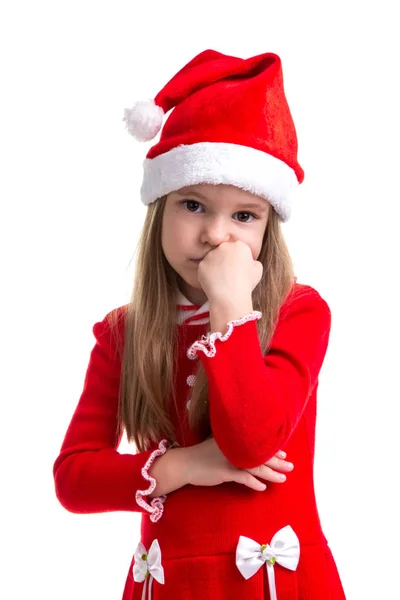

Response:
(53, 49), (346, 599)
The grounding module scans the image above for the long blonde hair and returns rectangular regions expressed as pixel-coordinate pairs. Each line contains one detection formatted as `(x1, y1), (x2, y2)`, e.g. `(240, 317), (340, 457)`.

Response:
(108, 194), (297, 452)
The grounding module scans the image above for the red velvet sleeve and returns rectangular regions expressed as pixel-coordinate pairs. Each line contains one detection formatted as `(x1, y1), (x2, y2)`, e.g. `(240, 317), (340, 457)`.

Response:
(52, 310), (168, 518)
(192, 287), (332, 469)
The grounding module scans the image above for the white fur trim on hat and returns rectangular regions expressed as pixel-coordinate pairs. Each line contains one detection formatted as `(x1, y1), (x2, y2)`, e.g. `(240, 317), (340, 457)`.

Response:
(140, 142), (299, 222)
(123, 99), (165, 142)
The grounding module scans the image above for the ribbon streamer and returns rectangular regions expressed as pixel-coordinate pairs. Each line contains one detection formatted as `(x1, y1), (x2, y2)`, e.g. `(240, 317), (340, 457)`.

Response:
(133, 539), (165, 600)
(236, 525), (300, 600)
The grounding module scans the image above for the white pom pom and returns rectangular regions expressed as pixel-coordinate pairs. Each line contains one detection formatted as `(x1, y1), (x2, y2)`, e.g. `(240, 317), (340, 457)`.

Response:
(123, 99), (164, 142)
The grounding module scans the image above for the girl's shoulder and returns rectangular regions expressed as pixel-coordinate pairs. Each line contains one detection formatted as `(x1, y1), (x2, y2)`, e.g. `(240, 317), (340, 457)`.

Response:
(279, 280), (331, 321)
(92, 304), (129, 355)
(94, 303), (128, 329)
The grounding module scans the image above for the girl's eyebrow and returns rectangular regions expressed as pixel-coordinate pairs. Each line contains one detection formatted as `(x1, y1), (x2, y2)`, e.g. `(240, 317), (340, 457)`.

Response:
(176, 188), (268, 213)
(176, 188), (208, 201)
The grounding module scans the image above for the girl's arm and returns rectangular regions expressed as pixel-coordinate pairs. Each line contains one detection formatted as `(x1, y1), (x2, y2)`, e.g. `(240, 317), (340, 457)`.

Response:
(147, 446), (191, 497)
(188, 286), (331, 470)
(52, 311), (171, 521)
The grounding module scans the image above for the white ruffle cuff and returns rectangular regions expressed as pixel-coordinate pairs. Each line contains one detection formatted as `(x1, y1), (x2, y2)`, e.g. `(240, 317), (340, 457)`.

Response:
(135, 439), (169, 522)
(187, 311), (262, 360)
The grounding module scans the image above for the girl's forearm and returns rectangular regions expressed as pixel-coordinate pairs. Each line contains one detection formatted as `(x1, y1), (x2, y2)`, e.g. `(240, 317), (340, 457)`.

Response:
(147, 447), (190, 497)
(209, 297), (254, 333)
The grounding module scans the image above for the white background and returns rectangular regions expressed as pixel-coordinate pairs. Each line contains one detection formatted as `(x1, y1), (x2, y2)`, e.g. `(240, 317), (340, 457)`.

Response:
(1, 1), (399, 598)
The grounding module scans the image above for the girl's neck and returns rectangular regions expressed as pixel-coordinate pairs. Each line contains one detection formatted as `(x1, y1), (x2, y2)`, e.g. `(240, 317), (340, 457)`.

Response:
(177, 277), (208, 306)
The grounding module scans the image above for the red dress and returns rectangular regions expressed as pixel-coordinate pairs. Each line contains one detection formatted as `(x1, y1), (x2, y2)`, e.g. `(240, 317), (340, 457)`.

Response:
(53, 282), (346, 599)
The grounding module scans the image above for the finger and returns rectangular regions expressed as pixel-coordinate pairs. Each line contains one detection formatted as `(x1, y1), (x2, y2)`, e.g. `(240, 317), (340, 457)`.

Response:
(265, 456), (294, 472)
(247, 464), (287, 484)
(234, 470), (267, 491)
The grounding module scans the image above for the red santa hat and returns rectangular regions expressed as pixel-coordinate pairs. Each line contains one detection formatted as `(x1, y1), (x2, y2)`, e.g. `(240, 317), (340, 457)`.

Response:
(123, 49), (304, 222)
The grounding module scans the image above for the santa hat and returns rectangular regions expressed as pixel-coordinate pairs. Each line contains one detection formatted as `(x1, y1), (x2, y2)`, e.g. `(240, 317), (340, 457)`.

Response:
(123, 49), (304, 222)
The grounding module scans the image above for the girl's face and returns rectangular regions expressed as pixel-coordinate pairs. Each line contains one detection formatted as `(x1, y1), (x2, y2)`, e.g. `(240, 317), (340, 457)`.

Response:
(161, 184), (270, 305)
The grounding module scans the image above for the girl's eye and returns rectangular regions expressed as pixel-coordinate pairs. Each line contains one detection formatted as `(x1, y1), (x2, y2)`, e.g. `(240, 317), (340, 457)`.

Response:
(181, 200), (257, 223)
(236, 212), (257, 223)
(183, 200), (202, 213)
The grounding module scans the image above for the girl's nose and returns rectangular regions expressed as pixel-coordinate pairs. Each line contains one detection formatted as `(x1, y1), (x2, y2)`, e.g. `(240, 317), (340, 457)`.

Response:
(200, 220), (231, 247)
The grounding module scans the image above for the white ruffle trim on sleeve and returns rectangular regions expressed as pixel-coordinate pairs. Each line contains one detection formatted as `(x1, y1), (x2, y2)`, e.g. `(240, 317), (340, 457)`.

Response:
(135, 439), (169, 522)
(186, 311), (262, 360)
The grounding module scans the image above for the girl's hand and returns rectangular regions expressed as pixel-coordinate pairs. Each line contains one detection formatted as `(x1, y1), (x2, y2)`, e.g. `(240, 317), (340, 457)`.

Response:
(183, 437), (293, 491)
(197, 241), (263, 304)
(244, 455), (294, 486)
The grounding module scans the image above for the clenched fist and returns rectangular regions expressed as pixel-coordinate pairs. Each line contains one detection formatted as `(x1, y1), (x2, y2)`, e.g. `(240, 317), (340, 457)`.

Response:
(197, 241), (263, 305)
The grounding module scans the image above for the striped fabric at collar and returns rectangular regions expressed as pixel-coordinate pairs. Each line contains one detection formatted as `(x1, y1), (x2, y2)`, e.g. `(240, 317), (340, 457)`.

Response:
(176, 291), (210, 326)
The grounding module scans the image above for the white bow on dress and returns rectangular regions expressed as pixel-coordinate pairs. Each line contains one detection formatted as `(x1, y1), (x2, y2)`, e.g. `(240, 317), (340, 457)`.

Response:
(133, 539), (165, 600)
(236, 525), (300, 600)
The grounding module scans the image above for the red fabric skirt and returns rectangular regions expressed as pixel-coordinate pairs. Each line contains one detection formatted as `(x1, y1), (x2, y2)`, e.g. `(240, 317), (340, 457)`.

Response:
(121, 532), (346, 599)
